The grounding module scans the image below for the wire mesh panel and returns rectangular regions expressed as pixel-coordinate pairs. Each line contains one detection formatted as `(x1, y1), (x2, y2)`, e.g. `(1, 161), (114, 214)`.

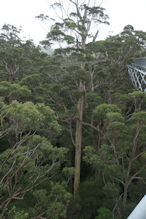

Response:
(127, 58), (146, 92)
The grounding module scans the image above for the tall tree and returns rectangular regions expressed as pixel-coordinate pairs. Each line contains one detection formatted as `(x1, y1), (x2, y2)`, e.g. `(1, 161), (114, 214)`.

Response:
(84, 96), (146, 218)
(38, 0), (109, 195)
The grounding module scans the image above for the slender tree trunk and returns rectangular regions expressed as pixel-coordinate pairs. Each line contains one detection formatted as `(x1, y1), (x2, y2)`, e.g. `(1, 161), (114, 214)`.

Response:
(74, 80), (84, 195)
(123, 182), (129, 209)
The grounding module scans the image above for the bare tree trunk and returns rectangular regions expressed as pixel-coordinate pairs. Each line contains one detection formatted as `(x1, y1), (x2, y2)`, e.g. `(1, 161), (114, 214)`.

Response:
(123, 182), (129, 210)
(74, 80), (84, 195)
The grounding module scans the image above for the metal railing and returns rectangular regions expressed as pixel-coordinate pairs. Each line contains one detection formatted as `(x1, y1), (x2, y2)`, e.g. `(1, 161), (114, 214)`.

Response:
(127, 58), (146, 92)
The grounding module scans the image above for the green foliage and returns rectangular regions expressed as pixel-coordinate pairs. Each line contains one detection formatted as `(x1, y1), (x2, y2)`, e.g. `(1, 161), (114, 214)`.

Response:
(46, 182), (72, 219)
(8, 206), (29, 219)
(0, 101), (61, 140)
(67, 178), (105, 219)
(130, 111), (146, 124)
(0, 10), (146, 219)
(93, 103), (121, 121)
(2, 101), (43, 132)
(106, 112), (124, 122)
(63, 167), (75, 179)
(0, 133), (69, 216)
(95, 207), (112, 219)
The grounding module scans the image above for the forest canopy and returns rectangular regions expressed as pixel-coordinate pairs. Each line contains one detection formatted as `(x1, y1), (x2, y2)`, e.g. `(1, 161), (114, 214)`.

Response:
(0, 1), (146, 219)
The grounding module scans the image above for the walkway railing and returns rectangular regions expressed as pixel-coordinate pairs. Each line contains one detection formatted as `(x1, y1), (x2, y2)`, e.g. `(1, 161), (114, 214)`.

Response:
(128, 65), (146, 92)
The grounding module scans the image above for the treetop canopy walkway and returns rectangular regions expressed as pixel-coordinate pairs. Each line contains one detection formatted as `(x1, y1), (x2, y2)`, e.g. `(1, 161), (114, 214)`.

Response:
(128, 58), (146, 92)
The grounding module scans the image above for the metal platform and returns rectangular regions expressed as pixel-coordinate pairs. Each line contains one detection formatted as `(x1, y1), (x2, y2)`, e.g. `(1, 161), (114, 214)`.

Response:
(127, 195), (146, 219)
(127, 58), (146, 92)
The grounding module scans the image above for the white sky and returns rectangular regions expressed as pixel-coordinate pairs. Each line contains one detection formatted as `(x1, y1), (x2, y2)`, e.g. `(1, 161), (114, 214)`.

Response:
(0, 0), (146, 44)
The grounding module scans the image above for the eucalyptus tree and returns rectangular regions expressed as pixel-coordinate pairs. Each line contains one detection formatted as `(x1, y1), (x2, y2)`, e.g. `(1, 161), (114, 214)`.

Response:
(0, 99), (71, 218)
(84, 93), (146, 218)
(38, 0), (109, 195)
(0, 24), (28, 82)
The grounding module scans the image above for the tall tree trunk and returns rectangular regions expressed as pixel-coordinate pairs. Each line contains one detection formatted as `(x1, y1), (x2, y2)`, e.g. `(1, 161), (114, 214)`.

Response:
(74, 80), (84, 195)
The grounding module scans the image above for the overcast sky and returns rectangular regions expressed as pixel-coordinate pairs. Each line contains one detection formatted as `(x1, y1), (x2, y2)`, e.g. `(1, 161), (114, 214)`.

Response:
(0, 0), (146, 44)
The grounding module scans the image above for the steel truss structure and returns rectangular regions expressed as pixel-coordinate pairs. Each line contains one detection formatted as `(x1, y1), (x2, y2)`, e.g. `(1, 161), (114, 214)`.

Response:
(127, 58), (146, 92)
